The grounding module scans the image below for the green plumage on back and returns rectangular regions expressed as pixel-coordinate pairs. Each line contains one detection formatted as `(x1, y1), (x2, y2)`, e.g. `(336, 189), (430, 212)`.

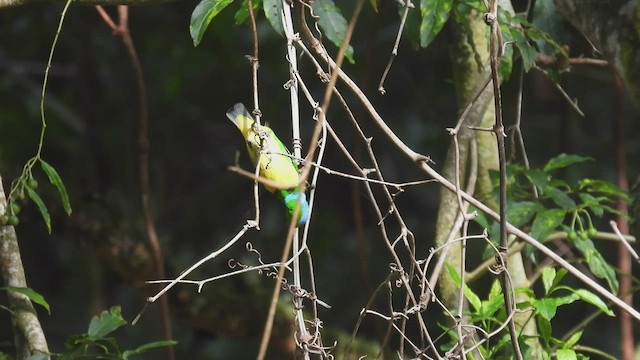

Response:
(226, 103), (309, 226)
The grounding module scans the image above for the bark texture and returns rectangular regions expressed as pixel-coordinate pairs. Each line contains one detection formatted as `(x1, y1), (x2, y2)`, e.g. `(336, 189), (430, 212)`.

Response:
(555, 0), (640, 106)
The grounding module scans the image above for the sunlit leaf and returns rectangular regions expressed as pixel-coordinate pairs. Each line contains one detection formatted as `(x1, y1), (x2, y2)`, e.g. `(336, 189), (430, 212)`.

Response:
(556, 348), (577, 360)
(574, 289), (614, 316)
(419, 0), (453, 48)
(537, 316), (552, 346)
(0, 286), (50, 315)
(311, 0), (355, 63)
(190, 0), (234, 47)
(531, 208), (566, 241)
(25, 185), (51, 234)
(88, 306), (127, 340)
(565, 329), (583, 348)
(541, 267), (555, 295)
(40, 159), (71, 215)
(532, 298), (558, 320)
(263, 0), (283, 35)
(543, 153), (591, 172)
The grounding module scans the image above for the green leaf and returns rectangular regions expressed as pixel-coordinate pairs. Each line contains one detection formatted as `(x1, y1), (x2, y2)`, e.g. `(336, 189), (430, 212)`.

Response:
(263, 0), (283, 35)
(507, 201), (541, 227)
(551, 268), (568, 290)
(419, 0), (453, 48)
(512, 28), (536, 71)
(556, 348), (577, 360)
(369, 0), (378, 12)
(88, 306), (127, 340)
(39, 159), (72, 215)
(123, 340), (178, 360)
(524, 168), (550, 193)
(578, 193), (604, 217)
(532, 298), (558, 321)
(235, 0), (261, 25)
(574, 289), (614, 316)
(190, 0), (234, 47)
(573, 238), (619, 293)
(25, 185), (51, 233)
(29, 354), (50, 360)
(537, 316), (552, 346)
(531, 208), (566, 241)
(564, 329), (583, 348)
(541, 267), (555, 295)
(545, 187), (576, 209)
(311, 0), (355, 63)
(578, 179), (630, 201)
(543, 153), (591, 172)
(0, 286), (50, 315)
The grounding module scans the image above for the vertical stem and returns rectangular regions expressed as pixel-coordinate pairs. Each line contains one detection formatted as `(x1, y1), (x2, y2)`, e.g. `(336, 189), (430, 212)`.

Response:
(613, 75), (633, 360)
(487, 1), (523, 358)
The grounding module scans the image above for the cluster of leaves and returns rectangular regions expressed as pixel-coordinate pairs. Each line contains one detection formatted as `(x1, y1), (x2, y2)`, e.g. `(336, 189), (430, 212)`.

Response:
(1, 158), (70, 233)
(30, 307), (175, 360)
(445, 264), (613, 359)
(189, 0), (354, 62)
(474, 153), (626, 293)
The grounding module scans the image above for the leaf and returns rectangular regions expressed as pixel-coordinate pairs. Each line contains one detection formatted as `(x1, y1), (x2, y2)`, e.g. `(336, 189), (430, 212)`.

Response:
(123, 340), (178, 360)
(369, 0), (378, 12)
(537, 316), (552, 347)
(551, 268), (568, 290)
(87, 306), (127, 340)
(545, 187), (576, 209)
(578, 193), (604, 217)
(564, 329), (583, 348)
(25, 185), (51, 234)
(311, 0), (355, 63)
(419, 0), (453, 48)
(0, 286), (50, 315)
(39, 159), (72, 215)
(543, 153), (591, 172)
(524, 168), (550, 193)
(579, 178), (630, 201)
(263, 0), (283, 35)
(445, 263), (480, 312)
(190, 0), (234, 47)
(530, 208), (566, 241)
(532, 298), (558, 321)
(574, 289), (614, 316)
(573, 238), (619, 293)
(541, 267), (555, 295)
(556, 348), (577, 360)
(511, 27), (536, 71)
(235, 0), (262, 25)
(532, 0), (567, 56)
(29, 354), (50, 360)
(508, 201), (542, 227)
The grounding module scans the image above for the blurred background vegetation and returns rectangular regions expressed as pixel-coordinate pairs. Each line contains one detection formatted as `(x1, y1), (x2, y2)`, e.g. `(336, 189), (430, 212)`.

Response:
(0, 0), (638, 358)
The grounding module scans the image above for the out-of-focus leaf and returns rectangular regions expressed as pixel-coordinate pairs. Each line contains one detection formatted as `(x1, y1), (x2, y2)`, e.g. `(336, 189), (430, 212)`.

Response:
(507, 201), (541, 227)
(235, 0), (262, 25)
(369, 0), (378, 12)
(190, 0), (234, 47)
(40, 159), (71, 215)
(311, 0), (355, 63)
(524, 168), (550, 193)
(578, 193), (604, 217)
(531, 208), (566, 241)
(0, 286), (50, 314)
(263, 0), (283, 35)
(123, 340), (179, 360)
(546, 187), (576, 209)
(543, 153), (591, 172)
(532, 0), (567, 56)
(573, 238), (619, 293)
(87, 306), (127, 340)
(579, 179), (630, 201)
(565, 329), (583, 348)
(556, 348), (577, 360)
(419, 0), (453, 48)
(511, 27), (536, 71)
(25, 184), (51, 233)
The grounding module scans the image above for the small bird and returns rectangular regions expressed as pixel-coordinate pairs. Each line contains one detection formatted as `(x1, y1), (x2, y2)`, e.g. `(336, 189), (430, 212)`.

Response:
(226, 103), (310, 227)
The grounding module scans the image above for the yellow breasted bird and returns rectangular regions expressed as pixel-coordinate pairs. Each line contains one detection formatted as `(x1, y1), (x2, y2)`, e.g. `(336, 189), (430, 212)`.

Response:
(226, 103), (309, 226)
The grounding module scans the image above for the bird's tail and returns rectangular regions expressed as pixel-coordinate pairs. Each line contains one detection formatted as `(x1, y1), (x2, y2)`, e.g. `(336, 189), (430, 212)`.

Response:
(226, 103), (254, 137)
(281, 190), (310, 227)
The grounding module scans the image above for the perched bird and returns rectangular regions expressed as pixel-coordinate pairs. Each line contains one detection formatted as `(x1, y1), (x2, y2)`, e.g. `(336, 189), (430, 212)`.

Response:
(226, 103), (310, 227)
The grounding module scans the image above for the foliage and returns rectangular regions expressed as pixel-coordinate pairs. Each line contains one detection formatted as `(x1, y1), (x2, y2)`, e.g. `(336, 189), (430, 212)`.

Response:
(55, 306), (176, 360)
